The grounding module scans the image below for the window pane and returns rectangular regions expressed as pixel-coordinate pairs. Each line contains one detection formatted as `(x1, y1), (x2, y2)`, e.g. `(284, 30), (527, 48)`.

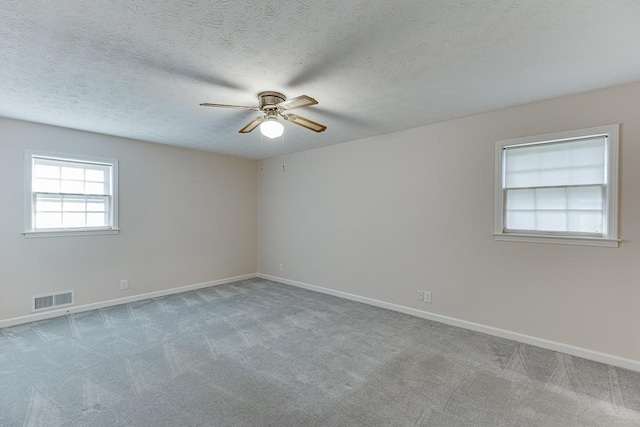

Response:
(536, 168), (571, 187)
(503, 171), (540, 190)
(34, 164), (60, 179)
(35, 212), (62, 229)
(505, 210), (535, 230)
(570, 166), (606, 185)
(62, 212), (86, 228)
(85, 182), (106, 194)
(567, 186), (603, 210)
(33, 178), (60, 193)
(35, 194), (63, 211)
(61, 167), (84, 180)
(32, 194), (109, 229)
(60, 180), (84, 193)
(505, 185), (604, 234)
(537, 148), (570, 170)
(63, 199), (86, 212)
(571, 144), (605, 168)
(87, 198), (107, 212)
(36, 199), (62, 212)
(85, 169), (105, 182)
(568, 211), (603, 234)
(536, 211), (567, 232)
(504, 150), (535, 173)
(535, 188), (566, 210)
(497, 126), (618, 243)
(505, 137), (605, 188)
(87, 213), (107, 227)
(29, 153), (117, 232)
(505, 188), (535, 210)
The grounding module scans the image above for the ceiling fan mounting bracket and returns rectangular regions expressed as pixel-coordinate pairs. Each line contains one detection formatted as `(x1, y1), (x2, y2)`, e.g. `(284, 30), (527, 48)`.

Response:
(258, 91), (286, 111)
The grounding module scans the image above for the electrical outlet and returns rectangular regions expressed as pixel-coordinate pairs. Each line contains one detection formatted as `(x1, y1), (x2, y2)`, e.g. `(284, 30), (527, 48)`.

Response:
(418, 290), (425, 301)
(120, 279), (128, 290)
(278, 264), (284, 272)
(423, 291), (432, 303)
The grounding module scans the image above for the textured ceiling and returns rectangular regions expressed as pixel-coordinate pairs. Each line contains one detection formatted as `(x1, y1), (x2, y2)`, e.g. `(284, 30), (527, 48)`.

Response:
(2, 1), (640, 159)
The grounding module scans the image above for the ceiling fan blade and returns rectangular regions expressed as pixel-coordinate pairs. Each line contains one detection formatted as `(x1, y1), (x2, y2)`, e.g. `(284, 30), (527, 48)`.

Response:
(200, 103), (260, 111)
(282, 114), (327, 133)
(277, 95), (318, 110)
(239, 116), (265, 133)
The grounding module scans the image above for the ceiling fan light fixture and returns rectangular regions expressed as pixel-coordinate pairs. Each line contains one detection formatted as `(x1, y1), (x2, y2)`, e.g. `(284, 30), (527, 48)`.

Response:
(260, 118), (284, 139)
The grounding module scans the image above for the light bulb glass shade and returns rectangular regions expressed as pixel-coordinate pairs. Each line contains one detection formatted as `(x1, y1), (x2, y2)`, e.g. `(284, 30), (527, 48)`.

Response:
(260, 119), (284, 139)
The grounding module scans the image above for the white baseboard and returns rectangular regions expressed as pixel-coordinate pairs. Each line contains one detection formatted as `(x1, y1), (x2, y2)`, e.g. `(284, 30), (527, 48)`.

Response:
(0, 273), (257, 329)
(5, 271), (639, 373)
(258, 273), (640, 373)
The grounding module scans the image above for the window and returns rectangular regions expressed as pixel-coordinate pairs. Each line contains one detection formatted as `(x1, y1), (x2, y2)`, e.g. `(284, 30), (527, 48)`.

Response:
(24, 150), (119, 238)
(494, 124), (619, 247)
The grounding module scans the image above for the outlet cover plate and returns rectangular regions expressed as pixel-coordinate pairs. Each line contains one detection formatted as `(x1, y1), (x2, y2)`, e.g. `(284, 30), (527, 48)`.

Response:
(424, 291), (432, 303)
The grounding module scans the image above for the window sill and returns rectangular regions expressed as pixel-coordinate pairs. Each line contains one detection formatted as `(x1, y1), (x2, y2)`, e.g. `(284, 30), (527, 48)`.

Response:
(23, 228), (120, 239)
(493, 233), (619, 248)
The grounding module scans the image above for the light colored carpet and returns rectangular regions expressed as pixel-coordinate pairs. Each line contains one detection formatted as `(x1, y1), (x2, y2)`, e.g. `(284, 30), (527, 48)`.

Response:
(1, 278), (639, 426)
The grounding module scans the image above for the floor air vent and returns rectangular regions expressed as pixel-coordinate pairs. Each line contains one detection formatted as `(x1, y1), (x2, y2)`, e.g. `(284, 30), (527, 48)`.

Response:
(32, 290), (75, 312)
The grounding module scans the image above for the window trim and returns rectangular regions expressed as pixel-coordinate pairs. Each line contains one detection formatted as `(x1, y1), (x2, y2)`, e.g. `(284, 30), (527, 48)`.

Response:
(23, 149), (119, 238)
(494, 124), (620, 247)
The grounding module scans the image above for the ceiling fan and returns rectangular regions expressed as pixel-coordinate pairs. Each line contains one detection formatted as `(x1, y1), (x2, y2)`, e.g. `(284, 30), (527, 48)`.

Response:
(200, 91), (327, 138)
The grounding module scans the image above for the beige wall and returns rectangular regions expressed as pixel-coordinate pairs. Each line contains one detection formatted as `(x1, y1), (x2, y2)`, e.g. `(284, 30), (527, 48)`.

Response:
(258, 82), (640, 362)
(3, 82), (639, 362)
(0, 118), (257, 320)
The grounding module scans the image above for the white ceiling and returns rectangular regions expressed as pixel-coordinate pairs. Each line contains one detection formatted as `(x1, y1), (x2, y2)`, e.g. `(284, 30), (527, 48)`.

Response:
(2, 1), (640, 159)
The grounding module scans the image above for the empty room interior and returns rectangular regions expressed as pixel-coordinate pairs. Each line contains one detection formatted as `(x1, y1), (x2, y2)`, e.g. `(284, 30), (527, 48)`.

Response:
(2, 1), (640, 426)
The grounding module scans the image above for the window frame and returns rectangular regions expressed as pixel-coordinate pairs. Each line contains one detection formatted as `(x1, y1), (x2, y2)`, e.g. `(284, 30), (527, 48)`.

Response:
(494, 124), (619, 247)
(23, 150), (119, 238)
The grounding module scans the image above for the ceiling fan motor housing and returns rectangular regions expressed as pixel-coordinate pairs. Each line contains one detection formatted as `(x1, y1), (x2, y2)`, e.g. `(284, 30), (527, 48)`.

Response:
(258, 91), (286, 110)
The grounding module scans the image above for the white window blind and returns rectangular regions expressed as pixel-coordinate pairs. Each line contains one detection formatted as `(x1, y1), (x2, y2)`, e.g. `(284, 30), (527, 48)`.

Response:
(503, 137), (607, 235)
(25, 151), (118, 237)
